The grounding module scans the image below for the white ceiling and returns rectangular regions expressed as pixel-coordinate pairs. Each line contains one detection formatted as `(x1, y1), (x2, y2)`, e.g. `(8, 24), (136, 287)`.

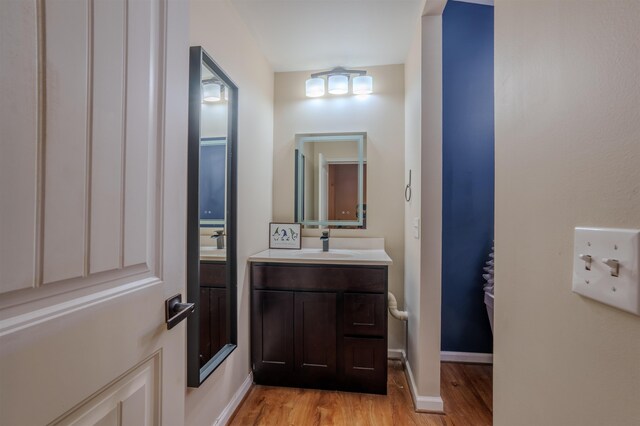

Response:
(230, 0), (426, 72)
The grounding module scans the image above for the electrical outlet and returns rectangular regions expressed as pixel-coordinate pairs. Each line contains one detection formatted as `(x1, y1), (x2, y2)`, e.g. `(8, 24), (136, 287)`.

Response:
(572, 227), (640, 315)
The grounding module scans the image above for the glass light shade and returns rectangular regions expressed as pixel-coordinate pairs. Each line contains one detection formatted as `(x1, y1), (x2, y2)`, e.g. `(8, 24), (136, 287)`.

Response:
(305, 77), (325, 97)
(352, 75), (373, 95)
(203, 82), (221, 102)
(327, 74), (349, 95)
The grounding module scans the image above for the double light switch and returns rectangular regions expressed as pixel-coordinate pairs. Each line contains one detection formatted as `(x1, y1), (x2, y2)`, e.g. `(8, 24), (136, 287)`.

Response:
(572, 227), (640, 315)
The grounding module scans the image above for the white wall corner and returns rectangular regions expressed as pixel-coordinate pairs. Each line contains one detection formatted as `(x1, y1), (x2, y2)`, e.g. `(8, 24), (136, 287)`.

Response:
(423, 0), (448, 16)
(393, 349), (445, 413)
(212, 372), (253, 426)
(418, 8), (444, 411)
(441, 351), (493, 364)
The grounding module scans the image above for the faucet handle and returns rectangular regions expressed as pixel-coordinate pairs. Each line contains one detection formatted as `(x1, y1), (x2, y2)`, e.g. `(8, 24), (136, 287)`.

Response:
(321, 230), (330, 238)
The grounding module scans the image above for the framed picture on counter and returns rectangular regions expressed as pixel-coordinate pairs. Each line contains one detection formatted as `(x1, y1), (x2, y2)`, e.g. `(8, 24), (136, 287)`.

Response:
(269, 223), (301, 249)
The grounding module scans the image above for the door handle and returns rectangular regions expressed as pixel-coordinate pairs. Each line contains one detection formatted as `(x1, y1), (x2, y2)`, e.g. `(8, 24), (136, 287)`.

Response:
(165, 294), (195, 330)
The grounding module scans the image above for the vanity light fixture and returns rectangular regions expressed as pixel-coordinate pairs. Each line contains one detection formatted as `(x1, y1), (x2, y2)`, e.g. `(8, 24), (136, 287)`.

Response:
(305, 67), (373, 97)
(305, 77), (325, 97)
(327, 74), (349, 95)
(202, 81), (221, 103)
(352, 75), (373, 95)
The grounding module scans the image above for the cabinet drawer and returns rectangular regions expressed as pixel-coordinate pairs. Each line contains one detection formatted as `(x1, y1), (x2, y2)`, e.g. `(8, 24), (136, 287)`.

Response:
(343, 337), (387, 394)
(344, 293), (386, 337)
(200, 262), (226, 287)
(252, 264), (386, 292)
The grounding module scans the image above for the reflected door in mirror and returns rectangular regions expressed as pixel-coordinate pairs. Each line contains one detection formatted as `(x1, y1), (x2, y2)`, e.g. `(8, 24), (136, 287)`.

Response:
(328, 163), (367, 224)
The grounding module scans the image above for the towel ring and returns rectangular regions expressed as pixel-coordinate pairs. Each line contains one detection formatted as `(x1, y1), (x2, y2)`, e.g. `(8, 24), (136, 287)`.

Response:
(405, 170), (412, 202)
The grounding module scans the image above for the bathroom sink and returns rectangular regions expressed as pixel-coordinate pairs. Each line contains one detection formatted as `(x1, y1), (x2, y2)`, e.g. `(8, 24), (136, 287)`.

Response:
(289, 249), (355, 259)
(248, 239), (392, 265)
(200, 246), (226, 259)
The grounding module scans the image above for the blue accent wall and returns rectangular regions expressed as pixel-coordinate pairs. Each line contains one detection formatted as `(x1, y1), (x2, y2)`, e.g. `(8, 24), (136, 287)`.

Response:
(200, 143), (226, 224)
(442, 1), (494, 353)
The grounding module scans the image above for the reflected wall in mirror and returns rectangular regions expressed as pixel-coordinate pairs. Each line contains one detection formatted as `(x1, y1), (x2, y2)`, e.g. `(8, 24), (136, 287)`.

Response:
(187, 46), (238, 387)
(295, 133), (367, 229)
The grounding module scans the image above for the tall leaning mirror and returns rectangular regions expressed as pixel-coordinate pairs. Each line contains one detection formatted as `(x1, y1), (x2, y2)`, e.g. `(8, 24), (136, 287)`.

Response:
(187, 46), (238, 387)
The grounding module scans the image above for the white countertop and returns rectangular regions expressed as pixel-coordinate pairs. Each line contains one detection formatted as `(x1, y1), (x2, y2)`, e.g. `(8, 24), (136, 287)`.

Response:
(200, 246), (226, 262)
(248, 247), (392, 266)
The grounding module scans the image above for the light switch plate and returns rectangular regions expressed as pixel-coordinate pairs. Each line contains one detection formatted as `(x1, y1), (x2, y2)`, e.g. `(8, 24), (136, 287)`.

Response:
(413, 217), (420, 239)
(572, 227), (640, 315)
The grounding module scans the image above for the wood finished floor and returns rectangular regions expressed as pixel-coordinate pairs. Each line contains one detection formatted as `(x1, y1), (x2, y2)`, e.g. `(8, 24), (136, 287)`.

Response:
(229, 360), (492, 426)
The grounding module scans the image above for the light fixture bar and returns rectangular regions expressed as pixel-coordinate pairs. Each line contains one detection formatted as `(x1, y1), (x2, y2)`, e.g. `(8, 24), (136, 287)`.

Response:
(305, 66), (373, 97)
(310, 67), (367, 78)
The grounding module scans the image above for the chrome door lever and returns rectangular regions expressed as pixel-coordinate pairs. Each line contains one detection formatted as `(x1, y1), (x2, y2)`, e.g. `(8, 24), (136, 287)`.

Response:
(165, 294), (195, 330)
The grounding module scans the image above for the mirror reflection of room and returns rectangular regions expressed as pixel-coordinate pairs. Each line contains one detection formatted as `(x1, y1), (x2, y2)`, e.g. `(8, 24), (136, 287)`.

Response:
(198, 62), (230, 369)
(187, 46), (238, 387)
(296, 133), (367, 229)
(200, 63), (228, 241)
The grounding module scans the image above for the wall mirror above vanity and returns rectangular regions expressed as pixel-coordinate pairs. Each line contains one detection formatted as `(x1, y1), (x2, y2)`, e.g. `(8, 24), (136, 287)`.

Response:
(186, 46), (238, 387)
(295, 133), (367, 229)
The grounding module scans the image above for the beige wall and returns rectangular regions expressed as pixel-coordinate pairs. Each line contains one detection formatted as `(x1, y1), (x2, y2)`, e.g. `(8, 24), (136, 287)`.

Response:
(494, 1), (640, 425)
(418, 13), (444, 400)
(201, 103), (228, 138)
(188, 1), (274, 425)
(273, 65), (406, 350)
(404, 18), (423, 392)
(403, 14), (444, 407)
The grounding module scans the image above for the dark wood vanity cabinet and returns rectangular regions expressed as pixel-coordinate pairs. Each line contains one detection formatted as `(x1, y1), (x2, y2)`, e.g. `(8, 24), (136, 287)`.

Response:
(199, 261), (227, 368)
(251, 263), (388, 394)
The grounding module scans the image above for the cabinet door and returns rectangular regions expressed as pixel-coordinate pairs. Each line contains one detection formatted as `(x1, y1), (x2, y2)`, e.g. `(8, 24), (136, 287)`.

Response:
(199, 288), (211, 367)
(294, 292), (337, 387)
(199, 287), (228, 368)
(209, 288), (228, 356)
(252, 290), (294, 384)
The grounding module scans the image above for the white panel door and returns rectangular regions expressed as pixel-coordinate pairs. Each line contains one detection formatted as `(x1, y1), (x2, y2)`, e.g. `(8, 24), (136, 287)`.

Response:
(0, 0), (189, 424)
(318, 153), (328, 222)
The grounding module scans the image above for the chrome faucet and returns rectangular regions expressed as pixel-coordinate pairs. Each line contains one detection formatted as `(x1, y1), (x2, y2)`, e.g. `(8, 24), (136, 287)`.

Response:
(211, 230), (225, 249)
(320, 230), (330, 252)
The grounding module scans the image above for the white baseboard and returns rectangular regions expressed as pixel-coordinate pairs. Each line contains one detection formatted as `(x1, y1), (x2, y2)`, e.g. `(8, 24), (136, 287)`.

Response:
(387, 348), (405, 359)
(213, 372), (253, 426)
(440, 351), (493, 364)
(390, 349), (444, 413)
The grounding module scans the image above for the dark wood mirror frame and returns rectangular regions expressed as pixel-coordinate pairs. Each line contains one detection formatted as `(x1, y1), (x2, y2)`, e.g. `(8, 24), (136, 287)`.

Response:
(187, 46), (238, 387)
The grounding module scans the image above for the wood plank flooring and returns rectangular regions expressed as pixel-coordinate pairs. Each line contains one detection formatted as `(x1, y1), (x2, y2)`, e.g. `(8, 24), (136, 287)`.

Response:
(229, 360), (492, 425)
